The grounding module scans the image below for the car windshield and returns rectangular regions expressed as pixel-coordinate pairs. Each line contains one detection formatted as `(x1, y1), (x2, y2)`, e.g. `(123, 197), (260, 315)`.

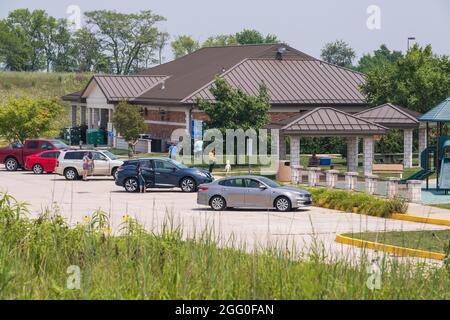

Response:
(102, 150), (119, 160)
(169, 159), (188, 169)
(257, 177), (281, 188)
(51, 140), (69, 149)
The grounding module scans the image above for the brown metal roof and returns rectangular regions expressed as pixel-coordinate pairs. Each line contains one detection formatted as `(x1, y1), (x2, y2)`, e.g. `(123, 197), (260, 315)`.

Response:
(82, 75), (167, 102)
(62, 90), (85, 103)
(281, 107), (387, 136)
(355, 103), (421, 128)
(136, 44), (312, 103)
(183, 59), (366, 105)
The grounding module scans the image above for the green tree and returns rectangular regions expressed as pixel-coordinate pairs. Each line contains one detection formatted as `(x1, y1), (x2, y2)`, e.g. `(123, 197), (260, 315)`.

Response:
(112, 101), (146, 156)
(197, 77), (270, 132)
(320, 40), (355, 67)
(235, 29), (279, 45)
(85, 10), (165, 74)
(357, 44), (403, 74)
(171, 35), (200, 58)
(70, 27), (104, 72)
(0, 97), (63, 143)
(0, 9), (49, 71)
(202, 34), (237, 47)
(361, 44), (450, 113)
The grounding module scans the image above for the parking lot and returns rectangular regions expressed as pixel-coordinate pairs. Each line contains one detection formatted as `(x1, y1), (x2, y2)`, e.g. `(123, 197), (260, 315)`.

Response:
(1, 169), (448, 261)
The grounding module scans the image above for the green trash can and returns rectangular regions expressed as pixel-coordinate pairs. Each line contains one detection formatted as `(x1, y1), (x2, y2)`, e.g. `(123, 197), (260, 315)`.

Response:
(87, 129), (106, 145)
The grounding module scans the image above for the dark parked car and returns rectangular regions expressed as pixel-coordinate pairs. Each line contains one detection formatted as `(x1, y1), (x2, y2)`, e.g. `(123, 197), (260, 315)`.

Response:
(115, 158), (213, 192)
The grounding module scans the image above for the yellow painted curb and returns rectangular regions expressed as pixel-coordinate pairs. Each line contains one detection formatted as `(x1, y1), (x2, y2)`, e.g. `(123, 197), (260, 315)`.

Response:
(390, 213), (450, 226)
(335, 234), (446, 261)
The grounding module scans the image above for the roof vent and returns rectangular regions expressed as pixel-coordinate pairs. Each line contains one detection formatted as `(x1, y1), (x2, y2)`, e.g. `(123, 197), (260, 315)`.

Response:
(276, 47), (287, 60)
(161, 80), (166, 90)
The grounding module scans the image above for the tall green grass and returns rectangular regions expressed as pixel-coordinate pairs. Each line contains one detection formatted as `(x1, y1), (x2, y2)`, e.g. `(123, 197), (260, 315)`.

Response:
(0, 192), (448, 300)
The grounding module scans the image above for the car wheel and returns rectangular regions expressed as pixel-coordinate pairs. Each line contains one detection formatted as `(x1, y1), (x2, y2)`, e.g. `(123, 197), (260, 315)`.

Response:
(275, 196), (292, 212)
(5, 158), (18, 171)
(64, 168), (78, 180)
(111, 168), (118, 180)
(180, 177), (196, 192)
(210, 195), (227, 211)
(124, 178), (139, 193)
(32, 164), (44, 174)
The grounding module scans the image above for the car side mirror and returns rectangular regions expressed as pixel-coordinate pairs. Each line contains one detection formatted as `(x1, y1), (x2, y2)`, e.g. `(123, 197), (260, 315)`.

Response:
(259, 185), (267, 190)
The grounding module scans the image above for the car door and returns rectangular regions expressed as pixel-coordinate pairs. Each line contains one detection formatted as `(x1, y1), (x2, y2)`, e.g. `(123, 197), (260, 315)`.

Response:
(244, 178), (272, 208)
(153, 159), (179, 186)
(140, 159), (155, 186)
(92, 151), (109, 175)
(23, 140), (40, 161)
(41, 151), (60, 172)
(219, 178), (246, 207)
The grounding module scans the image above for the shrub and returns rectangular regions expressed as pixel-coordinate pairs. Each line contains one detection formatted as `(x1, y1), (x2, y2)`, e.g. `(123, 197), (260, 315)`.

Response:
(303, 187), (407, 217)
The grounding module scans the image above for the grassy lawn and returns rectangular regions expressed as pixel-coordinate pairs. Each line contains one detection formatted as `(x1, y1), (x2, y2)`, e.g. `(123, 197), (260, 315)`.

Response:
(1, 192), (450, 299)
(344, 230), (450, 253)
(430, 204), (450, 210)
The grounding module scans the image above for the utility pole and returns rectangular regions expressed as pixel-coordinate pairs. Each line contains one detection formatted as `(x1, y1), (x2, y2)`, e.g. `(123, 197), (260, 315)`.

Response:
(407, 37), (416, 51)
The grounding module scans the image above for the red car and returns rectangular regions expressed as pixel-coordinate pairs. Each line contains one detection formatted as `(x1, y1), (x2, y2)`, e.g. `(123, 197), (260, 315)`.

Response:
(25, 150), (61, 174)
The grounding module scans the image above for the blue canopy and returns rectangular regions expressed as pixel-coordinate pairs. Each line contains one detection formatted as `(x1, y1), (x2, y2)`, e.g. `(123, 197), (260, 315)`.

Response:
(419, 97), (450, 122)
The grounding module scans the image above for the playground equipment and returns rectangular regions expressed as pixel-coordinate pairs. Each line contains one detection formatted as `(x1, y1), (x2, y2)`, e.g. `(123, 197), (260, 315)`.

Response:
(413, 97), (450, 193)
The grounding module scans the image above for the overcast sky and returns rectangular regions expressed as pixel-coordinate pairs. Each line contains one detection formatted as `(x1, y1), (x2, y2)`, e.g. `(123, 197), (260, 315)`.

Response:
(1, 0), (449, 64)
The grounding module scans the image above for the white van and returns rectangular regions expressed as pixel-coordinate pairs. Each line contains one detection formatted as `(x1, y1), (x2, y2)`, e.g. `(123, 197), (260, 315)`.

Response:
(56, 150), (123, 180)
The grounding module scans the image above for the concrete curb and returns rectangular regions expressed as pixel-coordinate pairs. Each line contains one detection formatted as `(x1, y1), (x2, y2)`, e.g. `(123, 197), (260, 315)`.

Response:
(390, 213), (450, 226)
(335, 234), (446, 261)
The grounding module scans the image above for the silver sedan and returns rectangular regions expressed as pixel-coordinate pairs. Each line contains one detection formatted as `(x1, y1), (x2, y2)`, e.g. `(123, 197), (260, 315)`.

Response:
(197, 175), (312, 211)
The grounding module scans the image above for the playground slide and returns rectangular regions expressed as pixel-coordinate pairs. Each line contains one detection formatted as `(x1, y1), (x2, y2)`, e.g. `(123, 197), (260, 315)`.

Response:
(438, 158), (450, 189)
(401, 168), (435, 183)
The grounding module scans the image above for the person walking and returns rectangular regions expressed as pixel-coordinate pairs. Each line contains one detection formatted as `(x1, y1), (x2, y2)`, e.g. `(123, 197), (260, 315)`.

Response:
(208, 149), (216, 173)
(82, 152), (90, 181)
(136, 162), (146, 193)
(168, 143), (177, 160)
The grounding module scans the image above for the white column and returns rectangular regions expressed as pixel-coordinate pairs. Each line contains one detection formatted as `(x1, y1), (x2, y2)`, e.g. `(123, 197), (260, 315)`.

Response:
(346, 137), (358, 172)
(71, 105), (77, 127)
(290, 136), (300, 167)
(279, 132), (286, 160)
(403, 129), (413, 168)
(93, 108), (100, 129)
(185, 109), (192, 133)
(80, 106), (87, 126)
(418, 127), (427, 168)
(88, 108), (93, 129)
(363, 136), (374, 175)
(307, 167), (321, 187)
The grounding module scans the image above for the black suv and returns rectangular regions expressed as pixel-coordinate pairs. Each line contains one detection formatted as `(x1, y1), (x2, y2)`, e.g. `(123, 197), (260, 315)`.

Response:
(115, 158), (213, 192)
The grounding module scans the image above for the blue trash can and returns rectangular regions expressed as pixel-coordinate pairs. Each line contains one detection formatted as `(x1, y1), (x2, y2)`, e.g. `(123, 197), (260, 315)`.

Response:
(319, 157), (332, 166)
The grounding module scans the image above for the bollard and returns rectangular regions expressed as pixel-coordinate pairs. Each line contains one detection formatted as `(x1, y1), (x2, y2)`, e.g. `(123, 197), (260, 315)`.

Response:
(345, 172), (358, 191)
(307, 167), (321, 187)
(386, 177), (400, 198)
(407, 180), (422, 203)
(365, 174), (379, 195)
(291, 165), (303, 185)
(326, 170), (339, 188)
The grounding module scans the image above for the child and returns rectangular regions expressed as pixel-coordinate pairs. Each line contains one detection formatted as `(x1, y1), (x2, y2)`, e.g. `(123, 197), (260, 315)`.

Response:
(136, 163), (146, 193)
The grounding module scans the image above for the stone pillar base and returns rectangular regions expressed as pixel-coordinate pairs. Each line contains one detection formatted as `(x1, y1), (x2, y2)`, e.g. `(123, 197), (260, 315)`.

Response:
(307, 167), (321, 187)
(407, 180), (422, 203)
(326, 170), (339, 188)
(365, 174), (378, 195)
(345, 172), (358, 191)
(387, 177), (401, 198)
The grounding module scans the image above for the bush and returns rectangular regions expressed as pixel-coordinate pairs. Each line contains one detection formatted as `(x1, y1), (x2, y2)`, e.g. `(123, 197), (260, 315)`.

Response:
(303, 187), (407, 217)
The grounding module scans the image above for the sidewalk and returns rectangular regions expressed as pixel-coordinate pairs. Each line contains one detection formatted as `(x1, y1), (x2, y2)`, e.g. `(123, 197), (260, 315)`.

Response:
(407, 202), (450, 220)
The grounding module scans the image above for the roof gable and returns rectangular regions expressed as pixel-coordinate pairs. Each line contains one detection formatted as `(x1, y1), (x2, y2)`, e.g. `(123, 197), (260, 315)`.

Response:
(82, 75), (167, 102)
(420, 97), (450, 122)
(356, 103), (421, 128)
(281, 107), (387, 135)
